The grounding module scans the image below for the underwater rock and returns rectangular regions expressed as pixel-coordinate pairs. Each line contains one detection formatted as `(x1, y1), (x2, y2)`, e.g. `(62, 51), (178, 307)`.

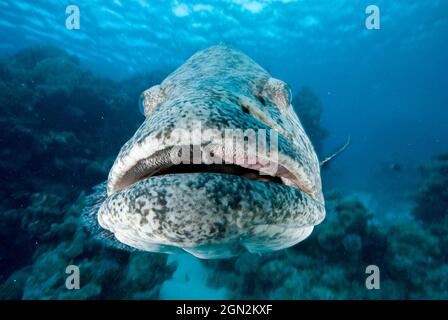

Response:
(0, 45), (175, 298)
(2, 197), (174, 299)
(412, 153), (448, 225)
(342, 234), (362, 252)
(384, 221), (440, 285)
(0, 45), (167, 208)
(409, 153), (448, 261)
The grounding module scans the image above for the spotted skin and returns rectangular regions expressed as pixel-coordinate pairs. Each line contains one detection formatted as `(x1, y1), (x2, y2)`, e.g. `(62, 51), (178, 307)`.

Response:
(86, 45), (325, 259)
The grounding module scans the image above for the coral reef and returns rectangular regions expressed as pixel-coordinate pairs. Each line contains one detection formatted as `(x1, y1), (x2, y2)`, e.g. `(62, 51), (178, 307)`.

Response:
(0, 194), (176, 299)
(409, 153), (448, 291)
(0, 46), (174, 299)
(292, 86), (329, 156)
(412, 153), (448, 225)
(0, 45), (168, 205)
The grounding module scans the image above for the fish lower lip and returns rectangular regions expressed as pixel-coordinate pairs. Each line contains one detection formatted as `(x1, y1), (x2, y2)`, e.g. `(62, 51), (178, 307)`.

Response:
(98, 173), (325, 258)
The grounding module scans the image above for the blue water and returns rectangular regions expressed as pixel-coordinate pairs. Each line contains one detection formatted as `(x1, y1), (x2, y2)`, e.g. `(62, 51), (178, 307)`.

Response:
(0, 0), (447, 299)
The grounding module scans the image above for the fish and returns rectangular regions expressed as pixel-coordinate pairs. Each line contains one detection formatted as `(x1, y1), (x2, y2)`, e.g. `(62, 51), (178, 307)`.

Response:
(390, 163), (401, 172)
(320, 136), (351, 169)
(83, 45), (325, 259)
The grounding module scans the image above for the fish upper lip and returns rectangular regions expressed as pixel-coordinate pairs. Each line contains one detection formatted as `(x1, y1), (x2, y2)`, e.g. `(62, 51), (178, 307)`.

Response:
(107, 142), (321, 202)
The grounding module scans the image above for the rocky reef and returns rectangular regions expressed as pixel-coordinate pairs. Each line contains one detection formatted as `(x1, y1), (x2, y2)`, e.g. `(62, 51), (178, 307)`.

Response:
(412, 153), (448, 224)
(0, 46), (175, 299)
(292, 86), (329, 156)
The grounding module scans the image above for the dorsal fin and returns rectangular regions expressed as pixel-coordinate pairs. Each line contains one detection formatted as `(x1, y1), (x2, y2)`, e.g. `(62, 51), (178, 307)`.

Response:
(320, 136), (351, 168)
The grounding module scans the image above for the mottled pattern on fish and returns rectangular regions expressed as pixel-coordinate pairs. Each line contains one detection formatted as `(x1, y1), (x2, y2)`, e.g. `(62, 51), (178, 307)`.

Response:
(84, 45), (325, 259)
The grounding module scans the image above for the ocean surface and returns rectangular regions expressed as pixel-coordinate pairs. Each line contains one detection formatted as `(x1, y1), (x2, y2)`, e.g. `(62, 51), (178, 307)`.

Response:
(0, 0), (447, 299)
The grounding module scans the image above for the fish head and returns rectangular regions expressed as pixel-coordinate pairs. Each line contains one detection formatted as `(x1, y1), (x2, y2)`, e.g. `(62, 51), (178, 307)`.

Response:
(95, 45), (325, 259)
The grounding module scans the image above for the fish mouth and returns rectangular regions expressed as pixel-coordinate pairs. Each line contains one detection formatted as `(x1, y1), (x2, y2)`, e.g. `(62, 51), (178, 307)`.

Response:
(98, 172), (325, 258)
(108, 143), (322, 203)
(149, 163), (284, 185)
(101, 119), (325, 258)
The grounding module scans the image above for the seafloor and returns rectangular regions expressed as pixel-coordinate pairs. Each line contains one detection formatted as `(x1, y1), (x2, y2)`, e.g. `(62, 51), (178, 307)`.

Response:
(0, 46), (446, 299)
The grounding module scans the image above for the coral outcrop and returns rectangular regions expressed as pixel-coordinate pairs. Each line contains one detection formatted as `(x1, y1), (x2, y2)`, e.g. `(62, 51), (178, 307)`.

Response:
(0, 46), (174, 299)
(292, 86), (329, 156)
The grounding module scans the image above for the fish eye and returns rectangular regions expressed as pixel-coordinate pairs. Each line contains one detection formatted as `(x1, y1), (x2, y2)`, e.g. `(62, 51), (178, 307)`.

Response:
(262, 78), (293, 112)
(138, 93), (145, 116)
